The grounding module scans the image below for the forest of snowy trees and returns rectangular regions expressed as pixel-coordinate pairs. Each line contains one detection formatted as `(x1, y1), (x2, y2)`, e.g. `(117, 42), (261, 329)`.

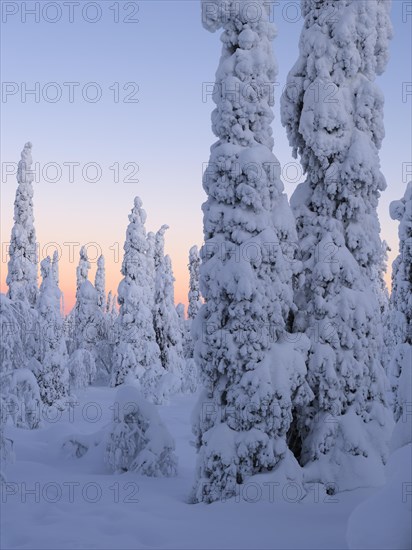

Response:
(0, 1), (410, 548)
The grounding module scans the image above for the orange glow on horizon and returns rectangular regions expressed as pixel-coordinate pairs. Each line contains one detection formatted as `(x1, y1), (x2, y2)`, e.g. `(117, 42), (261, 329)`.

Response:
(1, 248), (395, 316)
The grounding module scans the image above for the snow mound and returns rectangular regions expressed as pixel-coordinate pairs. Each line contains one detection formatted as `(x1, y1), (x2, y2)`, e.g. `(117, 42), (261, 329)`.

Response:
(346, 443), (412, 550)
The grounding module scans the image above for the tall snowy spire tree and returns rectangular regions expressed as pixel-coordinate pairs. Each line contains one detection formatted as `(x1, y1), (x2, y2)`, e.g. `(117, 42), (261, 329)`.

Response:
(281, 0), (393, 489)
(152, 226), (185, 396)
(74, 246), (91, 350)
(192, 0), (307, 503)
(7, 142), (38, 307)
(111, 197), (163, 399)
(146, 231), (156, 303)
(95, 255), (106, 311)
(188, 245), (202, 321)
(388, 182), (411, 437)
(51, 250), (64, 315)
(36, 256), (69, 406)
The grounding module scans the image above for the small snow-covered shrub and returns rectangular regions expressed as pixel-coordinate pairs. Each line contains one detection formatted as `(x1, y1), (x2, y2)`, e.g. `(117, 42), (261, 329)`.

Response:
(7, 367), (41, 429)
(105, 385), (177, 477)
(30, 353), (69, 409)
(68, 348), (97, 390)
(62, 429), (106, 459)
(0, 395), (14, 464)
(0, 295), (27, 375)
(181, 358), (198, 394)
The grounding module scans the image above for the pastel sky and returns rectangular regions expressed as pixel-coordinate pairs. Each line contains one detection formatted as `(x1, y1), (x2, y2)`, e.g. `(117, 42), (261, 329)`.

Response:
(1, 0), (411, 313)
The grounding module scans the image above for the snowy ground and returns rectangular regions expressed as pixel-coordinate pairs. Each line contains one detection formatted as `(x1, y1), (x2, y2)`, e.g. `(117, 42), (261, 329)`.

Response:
(1, 387), (381, 550)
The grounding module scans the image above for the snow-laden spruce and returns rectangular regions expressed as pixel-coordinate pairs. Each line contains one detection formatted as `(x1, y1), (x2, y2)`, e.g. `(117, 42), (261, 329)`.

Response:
(153, 226), (185, 396)
(106, 290), (118, 329)
(192, 0), (309, 503)
(188, 246), (202, 321)
(95, 255), (106, 311)
(76, 246), (90, 291)
(52, 250), (64, 315)
(176, 303), (198, 392)
(0, 295), (26, 377)
(73, 245), (90, 350)
(3, 142), (43, 425)
(281, 0), (393, 490)
(7, 142), (38, 307)
(111, 197), (163, 401)
(388, 182), (412, 449)
(176, 303), (189, 356)
(105, 385), (177, 476)
(92, 254), (114, 382)
(70, 248), (101, 387)
(185, 245), (202, 360)
(34, 256), (69, 407)
(146, 231), (156, 304)
(0, 296), (41, 430)
(0, 393), (15, 475)
(75, 248), (104, 354)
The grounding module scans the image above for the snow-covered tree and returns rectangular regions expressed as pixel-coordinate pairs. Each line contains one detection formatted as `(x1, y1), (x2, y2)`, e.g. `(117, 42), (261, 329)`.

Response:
(105, 385), (177, 477)
(73, 247), (103, 355)
(52, 250), (64, 316)
(154, 225), (168, 268)
(176, 303), (189, 357)
(76, 246), (90, 292)
(69, 246), (90, 352)
(105, 290), (118, 337)
(176, 303), (199, 393)
(67, 348), (96, 390)
(95, 255), (106, 311)
(153, 226), (184, 394)
(188, 245), (202, 320)
(106, 290), (113, 315)
(110, 294), (117, 316)
(192, 0), (308, 503)
(74, 280), (102, 355)
(35, 256), (69, 407)
(106, 291), (118, 343)
(185, 245), (202, 360)
(6, 142), (38, 307)
(281, 0), (393, 490)
(388, 182), (412, 441)
(0, 394), (14, 467)
(146, 231), (156, 302)
(0, 295), (41, 430)
(111, 197), (162, 399)
(0, 295), (26, 377)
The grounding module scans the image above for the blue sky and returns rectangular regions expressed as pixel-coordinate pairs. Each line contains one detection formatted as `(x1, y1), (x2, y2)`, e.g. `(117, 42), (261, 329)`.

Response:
(1, 0), (411, 309)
